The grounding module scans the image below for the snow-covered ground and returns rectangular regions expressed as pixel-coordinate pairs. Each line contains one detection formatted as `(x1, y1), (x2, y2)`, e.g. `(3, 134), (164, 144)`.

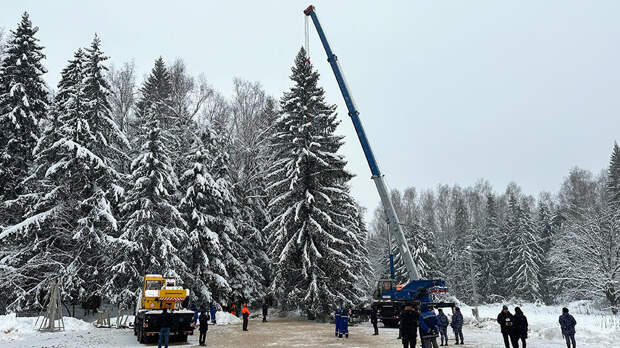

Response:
(1, 303), (617, 347)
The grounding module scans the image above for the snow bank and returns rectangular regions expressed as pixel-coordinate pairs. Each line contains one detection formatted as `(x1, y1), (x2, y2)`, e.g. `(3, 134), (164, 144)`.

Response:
(455, 302), (619, 347)
(0, 313), (91, 342)
(215, 311), (241, 325)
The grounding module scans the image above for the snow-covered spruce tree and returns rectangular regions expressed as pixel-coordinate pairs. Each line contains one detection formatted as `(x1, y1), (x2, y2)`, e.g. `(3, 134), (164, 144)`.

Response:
(105, 122), (189, 308)
(0, 12), (48, 225)
(201, 128), (265, 304)
(608, 142), (620, 207)
(471, 193), (503, 302)
(179, 137), (232, 305)
(537, 200), (555, 304)
(505, 201), (543, 301)
(265, 48), (366, 316)
(0, 40), (126, 309)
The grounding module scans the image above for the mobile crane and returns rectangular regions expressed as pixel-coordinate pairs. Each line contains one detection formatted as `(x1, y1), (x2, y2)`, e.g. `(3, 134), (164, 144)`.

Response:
(303, 5), (454, 327)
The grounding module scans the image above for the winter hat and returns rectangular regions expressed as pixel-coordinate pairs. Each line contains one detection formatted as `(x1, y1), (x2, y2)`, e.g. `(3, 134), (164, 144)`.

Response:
(515, 307), (522, 314)
(455, 307), (461, 312)
(438, 308), (443, 313)
(502, 305), (508, 310)
(562, 307), (569, 313)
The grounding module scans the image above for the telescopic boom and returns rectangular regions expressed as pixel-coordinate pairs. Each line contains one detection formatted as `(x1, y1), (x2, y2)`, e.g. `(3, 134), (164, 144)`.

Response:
(304, 5), (420, 280)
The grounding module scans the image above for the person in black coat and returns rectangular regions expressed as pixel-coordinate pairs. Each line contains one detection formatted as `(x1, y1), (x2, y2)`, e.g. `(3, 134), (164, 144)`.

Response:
(497, 306), (516, 348)
(370, 307), (379, 335)
(198, 309), (210, 346)
(400, 305), (420, 348)
(262, 302), (268, 322)
(512, 307), (528, 348)
(559, 307), (577, 348)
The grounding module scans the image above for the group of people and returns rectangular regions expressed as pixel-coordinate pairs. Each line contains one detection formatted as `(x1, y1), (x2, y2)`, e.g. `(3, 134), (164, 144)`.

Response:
(497, 305), (577, 348)
(334, 306), (351, 338)
(398, 305), (464, 348)
(156, 302), (268, 348)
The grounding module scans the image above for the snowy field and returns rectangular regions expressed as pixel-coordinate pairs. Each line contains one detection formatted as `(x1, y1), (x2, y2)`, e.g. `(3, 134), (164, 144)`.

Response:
(1, 304), (617, 348)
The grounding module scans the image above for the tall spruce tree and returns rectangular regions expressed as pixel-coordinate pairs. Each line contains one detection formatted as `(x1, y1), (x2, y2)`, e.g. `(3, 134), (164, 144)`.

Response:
(179, 137), (232, 305)
(265, 48), (365, 316)
(506, 201), (543, 301)
(0, 12), (48, 225)
(608, 142), (620, 207)
(106, 122), (189, 307)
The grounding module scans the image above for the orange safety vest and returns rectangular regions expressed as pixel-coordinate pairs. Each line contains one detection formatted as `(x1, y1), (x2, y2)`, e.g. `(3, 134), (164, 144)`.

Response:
(242, 306), (250, 315)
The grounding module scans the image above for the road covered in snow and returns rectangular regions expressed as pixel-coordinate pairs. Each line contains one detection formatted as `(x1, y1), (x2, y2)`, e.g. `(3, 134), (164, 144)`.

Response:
(1, 303), (617, 348)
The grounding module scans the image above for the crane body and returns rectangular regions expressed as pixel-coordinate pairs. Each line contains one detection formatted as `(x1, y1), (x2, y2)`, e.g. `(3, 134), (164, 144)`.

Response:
(304, 5), (453, 326)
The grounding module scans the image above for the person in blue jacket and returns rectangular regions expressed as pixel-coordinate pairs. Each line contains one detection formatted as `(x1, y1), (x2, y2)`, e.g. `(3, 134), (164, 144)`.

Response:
(339, 307), (350, 338)
(210, 303), (217, 324)
(559, 307), (577, 348)
(437, 308), (450, 346)
(190, 303), (199, 327)
(419, 306), (440, 348)
(334, 307), (342, 337)
(451, 307), (464, 345)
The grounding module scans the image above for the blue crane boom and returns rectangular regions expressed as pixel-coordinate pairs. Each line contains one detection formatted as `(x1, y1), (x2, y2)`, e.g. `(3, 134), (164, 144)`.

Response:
(303, 5), (420, 281)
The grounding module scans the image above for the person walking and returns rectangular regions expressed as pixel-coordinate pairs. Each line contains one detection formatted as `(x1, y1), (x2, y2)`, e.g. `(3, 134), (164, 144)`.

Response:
(559, 307), (577, 348)
(339, 307), (350, 338)
(230, 303), (236, 316)
(451, 307), (464, 345)
(198, 308), (210, 346)
(370, 307), (379, 335)
(437, 308), (449, 346)
(497, 305), (515, 348)
(158, 308), (171, 348)
(241, 303), (250, 331)
(512, 307), (528, 348)
(262, 301), (269, 322)
(334, 307), (341, 337)
(400, 305), (419, 348)
(210, 303), (217, 324)
(419, 306), (440, 348)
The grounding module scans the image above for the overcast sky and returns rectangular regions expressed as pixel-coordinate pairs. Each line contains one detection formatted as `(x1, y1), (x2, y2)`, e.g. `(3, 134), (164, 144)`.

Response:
(2, 1), (619, 219)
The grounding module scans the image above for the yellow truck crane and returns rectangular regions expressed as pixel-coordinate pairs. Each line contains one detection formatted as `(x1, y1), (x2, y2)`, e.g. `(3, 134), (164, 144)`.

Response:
(133, 274), (195, 344)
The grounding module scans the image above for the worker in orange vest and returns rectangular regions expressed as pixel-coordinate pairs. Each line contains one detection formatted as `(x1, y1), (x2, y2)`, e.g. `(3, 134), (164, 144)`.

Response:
(242, 304), (250, 331)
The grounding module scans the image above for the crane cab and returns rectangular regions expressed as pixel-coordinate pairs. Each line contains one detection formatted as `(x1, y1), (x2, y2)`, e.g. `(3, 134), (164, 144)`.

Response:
(141, 274), (188, 311)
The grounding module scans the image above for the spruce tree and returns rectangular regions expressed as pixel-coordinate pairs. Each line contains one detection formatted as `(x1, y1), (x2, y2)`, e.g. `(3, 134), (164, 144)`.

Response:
(106, 122), (189, 307)
(537, 201), (554, 304)
(265, 48), (365, 316)
(506, 202), (543, 301)
(0, 12), (48, 225)
(179, 138), (232, 304)
(607, 142), (620, 207)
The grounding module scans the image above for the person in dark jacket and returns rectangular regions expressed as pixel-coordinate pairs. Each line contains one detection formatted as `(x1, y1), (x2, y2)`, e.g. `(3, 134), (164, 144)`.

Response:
(497, 305), (516, 348)
(210, 303), (217, 324)
(198, 309), (210, 346)
(451, 307), (464, 345)
(158, 308), (171, 348)
(559, 307), (577, 348)
(262, 302), (269, 322)
(370, 307), (379, 336)
(512, 307), (528, 348)
(437, 308), (449, 346)
(400, 305), (420, 348)
(419, 306), (440, 348)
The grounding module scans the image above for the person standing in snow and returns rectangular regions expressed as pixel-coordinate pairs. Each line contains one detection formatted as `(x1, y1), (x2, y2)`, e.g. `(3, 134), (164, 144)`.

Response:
(497, 305), (515, 348)
(370, 307), (379, 335)
(559, 307), (577, 348)
(437, 308), (449, 346)
(334, 307), (342, 337)
(339, 307), (350, 338)
(262, 301), (269, 322)
(241, 303), (250, 331)
(451, 307), (464, 345)
(399, 305), (419, 348)
(210, 303), (217, 324)
(158, 308), (171, 348)
(512, 307), (528, 348)
(419, 306), (440, 348)
(198, 308), (210, 346)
